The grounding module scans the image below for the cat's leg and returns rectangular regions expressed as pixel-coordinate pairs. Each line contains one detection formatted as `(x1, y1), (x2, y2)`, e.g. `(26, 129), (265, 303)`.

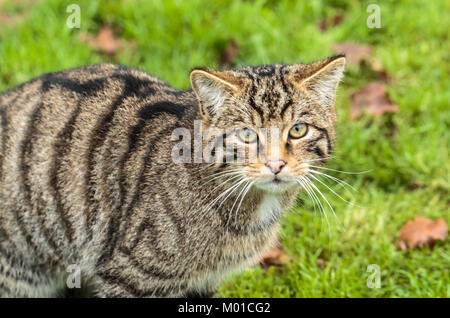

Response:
(0, 247), (62, 297)
(184, 288), (217, 298)
(93, 269), (189, 298)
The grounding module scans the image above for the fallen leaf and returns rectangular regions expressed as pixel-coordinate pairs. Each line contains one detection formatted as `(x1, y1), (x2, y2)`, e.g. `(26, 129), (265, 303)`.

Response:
(219, 38), (240, 69)
(350, 82), (399, 119)
(0, 5), (31, 29)
(80, 26), (135, 55)
(396, 217), (448, 250)
(408, 180), (422, 191)
(332, 42), (373, 65)
(258, 240), (292, 270)
(377, 69), (389, 83)
(318, 14), (344, 32)
(316, 258), (326, 270)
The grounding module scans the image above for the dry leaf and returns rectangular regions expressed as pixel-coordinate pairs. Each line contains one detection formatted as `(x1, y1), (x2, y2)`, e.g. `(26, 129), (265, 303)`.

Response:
(396, 217), (448, 250)
(0, 9), (30, 29)
(318, 14), (344, 32)
(80, 26), (134, 55)
(258, 240), (292, 270)
(332, 42), (372, 65)
(316, 258), (326, 270)
(219, 38), (240, 69)
(350, 82), (399, 119)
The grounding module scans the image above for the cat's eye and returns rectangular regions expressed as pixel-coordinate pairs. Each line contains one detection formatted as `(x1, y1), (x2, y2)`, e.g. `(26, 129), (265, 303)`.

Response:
(237, 128), (258, 143)
(289, 123), (308, 139)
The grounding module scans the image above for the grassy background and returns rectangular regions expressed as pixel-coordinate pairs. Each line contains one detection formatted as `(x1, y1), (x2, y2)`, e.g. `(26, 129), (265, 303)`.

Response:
(0, 0), (448, 297)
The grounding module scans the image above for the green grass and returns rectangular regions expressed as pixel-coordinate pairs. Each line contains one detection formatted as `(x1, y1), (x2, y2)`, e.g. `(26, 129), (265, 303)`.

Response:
(0, 0), (449, 297)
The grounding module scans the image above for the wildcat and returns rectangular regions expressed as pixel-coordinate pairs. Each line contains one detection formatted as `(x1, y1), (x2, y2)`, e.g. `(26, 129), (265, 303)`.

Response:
(0, 55), (345, 297)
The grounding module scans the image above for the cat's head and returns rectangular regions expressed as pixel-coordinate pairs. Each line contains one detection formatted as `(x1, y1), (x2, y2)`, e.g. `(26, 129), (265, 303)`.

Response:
(190, 55), (345, 194)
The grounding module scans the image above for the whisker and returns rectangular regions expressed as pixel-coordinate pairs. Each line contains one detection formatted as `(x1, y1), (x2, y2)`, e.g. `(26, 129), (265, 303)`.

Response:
(205, 177), (247, 212)
(304, 175), (338, 221)
(301, 177), (327, 217)
(234, 181), (254, 223)
(307, 173), (364, 208)
(305, 156), (334, 163)
(225, 92), (253, 117)
(306, 169), (357, 192)
(296, 179), (318, 216)
(300, 176), (331, 231)
(200, 169), (243, 182)
(199, 174), (243, 205)
(228, 180), (252, 227)
(199, 177), (246, 219)
(308, 165), (371, 175)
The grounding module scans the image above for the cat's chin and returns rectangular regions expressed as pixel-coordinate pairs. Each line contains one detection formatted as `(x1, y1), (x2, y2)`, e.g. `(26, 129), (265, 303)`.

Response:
(254, 177), (297, 194)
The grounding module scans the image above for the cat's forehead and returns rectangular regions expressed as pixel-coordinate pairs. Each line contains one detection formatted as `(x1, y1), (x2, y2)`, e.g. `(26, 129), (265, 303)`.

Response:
(235, 64), (286, 79)
(233, 64), (301, 121)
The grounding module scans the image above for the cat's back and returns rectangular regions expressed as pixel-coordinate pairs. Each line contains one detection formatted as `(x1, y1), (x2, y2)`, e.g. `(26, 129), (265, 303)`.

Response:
(0, 64), (196, 264)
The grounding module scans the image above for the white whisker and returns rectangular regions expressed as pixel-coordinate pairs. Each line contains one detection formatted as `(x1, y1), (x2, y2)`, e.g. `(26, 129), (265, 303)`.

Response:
(306, 169), (357, 192)
(307, 173), (364, 208)
(304, 175), (337, 220)
(308, 165), (371, 175)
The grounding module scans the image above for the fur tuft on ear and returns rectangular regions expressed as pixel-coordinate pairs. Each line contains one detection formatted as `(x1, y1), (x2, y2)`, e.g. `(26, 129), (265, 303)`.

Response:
(289, 56), (346, 105)
(190, 69), (242, 120)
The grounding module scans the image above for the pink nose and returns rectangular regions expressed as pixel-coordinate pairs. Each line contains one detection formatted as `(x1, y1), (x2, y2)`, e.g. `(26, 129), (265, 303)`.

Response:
(265, 160), (286, 174)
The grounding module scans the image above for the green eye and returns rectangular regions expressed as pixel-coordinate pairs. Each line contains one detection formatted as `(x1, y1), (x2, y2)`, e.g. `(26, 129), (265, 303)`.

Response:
(289, 124), (308, 139)
(237, 128), (258, 143)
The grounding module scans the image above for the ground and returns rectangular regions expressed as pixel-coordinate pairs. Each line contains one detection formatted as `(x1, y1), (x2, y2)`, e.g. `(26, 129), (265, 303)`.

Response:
(0, 0), (448, 297)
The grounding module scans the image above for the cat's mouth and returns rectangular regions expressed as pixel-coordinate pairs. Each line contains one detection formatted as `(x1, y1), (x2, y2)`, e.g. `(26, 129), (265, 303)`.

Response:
(272, 177), (282, 184)
(254, 175), (296, 193)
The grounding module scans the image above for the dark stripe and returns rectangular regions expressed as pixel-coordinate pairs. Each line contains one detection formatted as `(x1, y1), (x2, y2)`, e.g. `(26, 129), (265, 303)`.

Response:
(254, 65), (275, 77)
(126, 168), (186, 257)
(210, 133), (228, 159)
(316, 127), (332, 154)
(97, 102), (186, 264)
(41, 73), (156, 99)
(84, 77), (142, 239)
(49, 101), (83, 243)
(280, 98), (293, 118)
(0, 282), (12, 295)
(279, 65), (294, 118)
(42, 76), (106, 95)
(20, 97), (61, 258)
(310, 145), (325, 157)
(248, 91), (265, 120)
(286, 141), (293, 153)
(0, 108), (8, 180)
(119, 247), (187, 280)
(97, 271), (176, 297)
(306, 131), (327, 158)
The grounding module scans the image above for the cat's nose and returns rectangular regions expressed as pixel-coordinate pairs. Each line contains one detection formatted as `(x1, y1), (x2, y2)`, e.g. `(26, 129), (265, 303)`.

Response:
(265, 160), (286, 174)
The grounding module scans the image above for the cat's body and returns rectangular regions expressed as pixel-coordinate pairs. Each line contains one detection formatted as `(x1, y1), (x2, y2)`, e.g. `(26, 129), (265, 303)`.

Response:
(0, 58), (345, 297)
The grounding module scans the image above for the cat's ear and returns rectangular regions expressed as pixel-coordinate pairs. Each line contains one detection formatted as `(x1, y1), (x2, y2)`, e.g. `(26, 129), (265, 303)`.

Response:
(190, 69), (244, 120)
(288, 55), (346, 105)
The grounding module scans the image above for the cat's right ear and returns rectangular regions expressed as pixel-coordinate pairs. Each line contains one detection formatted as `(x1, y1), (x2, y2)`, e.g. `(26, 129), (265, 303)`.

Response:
(190, 69), (242, 121)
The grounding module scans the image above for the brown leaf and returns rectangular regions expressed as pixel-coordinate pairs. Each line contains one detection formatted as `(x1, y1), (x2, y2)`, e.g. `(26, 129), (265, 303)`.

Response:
(316, 258), (326, 270)
(396, 217), (448, 250)
(258, 240), (292, 270)
(350, 82), (399, 119)
(318, 14), (344, 32)
(0, 5), (31, 29)
(219, 38), (240, 69)
(80, 26), (134, 55)
(332, 42), (372, 65)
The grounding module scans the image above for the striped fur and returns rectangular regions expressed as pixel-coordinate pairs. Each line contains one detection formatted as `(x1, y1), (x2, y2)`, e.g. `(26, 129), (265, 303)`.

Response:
(0, 57), (345, 297)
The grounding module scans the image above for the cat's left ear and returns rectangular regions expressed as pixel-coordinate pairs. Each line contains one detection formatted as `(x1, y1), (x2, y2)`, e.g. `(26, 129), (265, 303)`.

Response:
(190, 69), (246, 121)
(288, 55), (346, 105)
